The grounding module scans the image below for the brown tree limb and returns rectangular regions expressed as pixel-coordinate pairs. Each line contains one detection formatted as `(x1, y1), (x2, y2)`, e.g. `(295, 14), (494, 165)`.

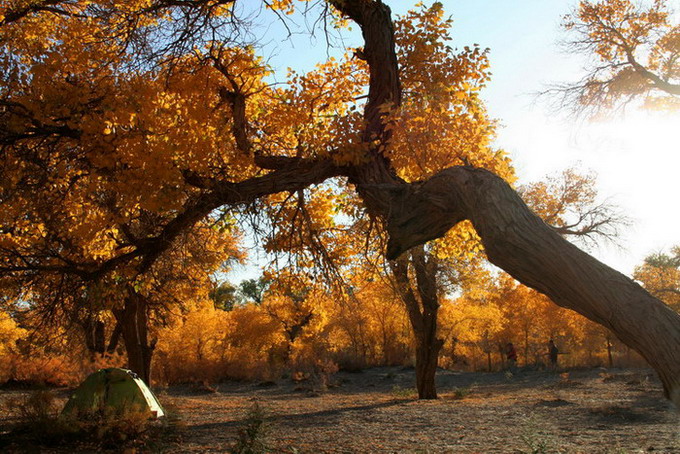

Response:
(389, 256), (424, 334)
(134, 158), (343, 274)
(329, 0), (404, 221)
(384, 165), (680, 407)
(1, 0), (75, 25)
(1, 157), (342, 280)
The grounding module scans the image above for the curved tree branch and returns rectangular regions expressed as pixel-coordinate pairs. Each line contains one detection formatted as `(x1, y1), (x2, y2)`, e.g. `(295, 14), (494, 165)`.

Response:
(384, 165), (680, 407)
(0, 157), (342, 280)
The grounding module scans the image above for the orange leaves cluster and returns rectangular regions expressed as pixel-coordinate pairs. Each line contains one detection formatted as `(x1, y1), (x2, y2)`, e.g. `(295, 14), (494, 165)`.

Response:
(1, 10), (266, 276)
(259, 55), (369, 164)
(266, 0), (296, 15)
(0, 311), (25, 358)
(387, 3), (512, 183)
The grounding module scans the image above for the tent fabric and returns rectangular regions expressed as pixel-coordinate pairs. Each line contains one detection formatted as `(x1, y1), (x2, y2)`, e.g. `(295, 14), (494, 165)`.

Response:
(61, 368), (165, 419)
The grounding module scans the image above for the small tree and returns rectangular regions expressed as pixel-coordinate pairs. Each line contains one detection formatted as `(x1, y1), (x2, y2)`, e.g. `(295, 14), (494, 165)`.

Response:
(634, 246), (680, 311)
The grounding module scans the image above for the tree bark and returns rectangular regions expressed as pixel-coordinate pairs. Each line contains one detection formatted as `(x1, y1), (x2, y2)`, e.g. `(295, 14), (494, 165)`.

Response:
(106, 319), (122, 354)
(114, 291), (155, 384)
(83, 317), (106, 357)
(415, 332), (443, 399)
(384, 166), (680, 407)
(390, 246), (443, 399)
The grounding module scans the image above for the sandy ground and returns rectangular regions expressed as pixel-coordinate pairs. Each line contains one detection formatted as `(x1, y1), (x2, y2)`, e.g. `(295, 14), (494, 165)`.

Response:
(1, 366), (679, 453)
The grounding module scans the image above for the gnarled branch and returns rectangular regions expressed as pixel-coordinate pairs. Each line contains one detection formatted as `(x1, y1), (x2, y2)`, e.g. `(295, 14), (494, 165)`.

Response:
(384, 165), (680, 407)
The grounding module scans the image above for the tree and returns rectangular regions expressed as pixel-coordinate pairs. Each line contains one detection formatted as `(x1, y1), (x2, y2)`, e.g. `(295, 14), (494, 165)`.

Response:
(519, 166), (627, 244)
(634, 246), (680, 311)
(210, 281), (239, 311)
(376, 3), (507, 398)
(239, 278), (272, 306)
(2, 0), (680, 407)
(261, 273), (315, 363)
(559, 0), (679, 113)
(0, 0), (246, 382)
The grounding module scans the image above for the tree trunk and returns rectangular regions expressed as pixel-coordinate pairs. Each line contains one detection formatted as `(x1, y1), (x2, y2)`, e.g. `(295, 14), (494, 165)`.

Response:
(384, 166), (680, 407)
(115, 291), (155, 384)
(390, 246), (443, 399)
(106, 319), (122, 354)
(523, 329), (529, 367)
(83, 317), (106, 357)
(415, 333), (443, 399)
(382, 326), (390, 365)
(414, 264), (443, 399)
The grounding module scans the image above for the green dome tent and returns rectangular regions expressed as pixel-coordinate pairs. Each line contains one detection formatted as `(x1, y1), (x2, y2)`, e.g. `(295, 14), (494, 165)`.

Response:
(62, 368), (165, 419)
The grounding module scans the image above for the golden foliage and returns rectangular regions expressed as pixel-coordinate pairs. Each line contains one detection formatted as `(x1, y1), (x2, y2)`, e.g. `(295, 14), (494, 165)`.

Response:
(564, 0), (679, 111)
(387, 3), (513, 182)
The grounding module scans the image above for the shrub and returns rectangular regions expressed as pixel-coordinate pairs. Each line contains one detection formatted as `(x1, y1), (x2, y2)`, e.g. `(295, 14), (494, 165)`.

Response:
(391, 385), (417, 399)
(450, 386), (470, 400)
(231, 402), (271, 454)
(3, 390), (67, 441)
(519, 415), (559, 454)
(6, 354), (81, 387)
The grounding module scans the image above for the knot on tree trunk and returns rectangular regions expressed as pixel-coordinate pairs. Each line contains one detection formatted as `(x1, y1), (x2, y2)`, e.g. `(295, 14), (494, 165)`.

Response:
(384, 167), (473, 259)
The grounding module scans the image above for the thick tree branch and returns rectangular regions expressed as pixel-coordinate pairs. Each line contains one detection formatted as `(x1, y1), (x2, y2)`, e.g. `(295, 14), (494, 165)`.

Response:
(384, 165), (680, 406)
(329, 0), (405, 221)
(389, 255), (425, 334)
(627, 56), (680, 96)
(134, 158), (343, 274)
(1, 158), (342, 280)
(1, 0), (73, 25)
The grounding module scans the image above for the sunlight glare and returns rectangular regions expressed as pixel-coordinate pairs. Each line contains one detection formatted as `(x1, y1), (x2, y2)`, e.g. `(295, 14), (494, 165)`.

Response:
(586, 110), (680, 160)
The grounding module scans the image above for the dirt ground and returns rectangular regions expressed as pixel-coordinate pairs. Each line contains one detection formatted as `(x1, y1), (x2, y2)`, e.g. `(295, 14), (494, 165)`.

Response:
(1, 366), (679, 453)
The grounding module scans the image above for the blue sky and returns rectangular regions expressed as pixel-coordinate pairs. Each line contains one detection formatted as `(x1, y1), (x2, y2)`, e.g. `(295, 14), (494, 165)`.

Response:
(229, 0), (679, 281)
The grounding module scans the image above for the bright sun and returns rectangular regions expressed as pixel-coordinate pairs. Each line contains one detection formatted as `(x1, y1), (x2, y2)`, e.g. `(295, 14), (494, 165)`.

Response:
(589, 110), (680, 158)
